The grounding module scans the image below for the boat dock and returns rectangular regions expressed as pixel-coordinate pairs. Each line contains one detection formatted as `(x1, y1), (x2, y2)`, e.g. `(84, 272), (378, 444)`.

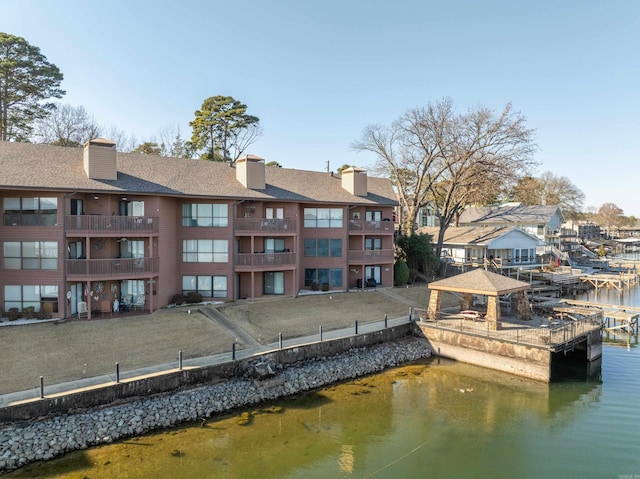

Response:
(560, 300), (639, 335)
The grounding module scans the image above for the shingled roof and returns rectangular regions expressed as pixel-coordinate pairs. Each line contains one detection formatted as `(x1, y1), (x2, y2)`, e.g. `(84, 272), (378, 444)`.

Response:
(0, 141), (397, 205)
(419, 226), (544, 246)
(428, 269), (530, 296)
(458, 204), (563, 225)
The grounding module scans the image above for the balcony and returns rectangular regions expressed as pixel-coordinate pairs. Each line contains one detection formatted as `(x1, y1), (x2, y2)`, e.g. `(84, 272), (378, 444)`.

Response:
(65, 215), (159, 234)
(66, 257), (159, 278)
(349, 249), (394, 264)
(235, 218), (296, 234)
(235, 251), (296, 269)
(348, 220), (394, 233)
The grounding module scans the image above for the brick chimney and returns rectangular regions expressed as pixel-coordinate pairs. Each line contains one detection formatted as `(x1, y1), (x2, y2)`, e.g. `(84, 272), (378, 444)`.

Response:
(236, 155), (265, 190)
(83, 138), (117, 180)
(341, 167), (367, 197)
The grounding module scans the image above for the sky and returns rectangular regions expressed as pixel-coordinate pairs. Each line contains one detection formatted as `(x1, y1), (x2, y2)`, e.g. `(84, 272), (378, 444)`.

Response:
(2, 0), (639, 216)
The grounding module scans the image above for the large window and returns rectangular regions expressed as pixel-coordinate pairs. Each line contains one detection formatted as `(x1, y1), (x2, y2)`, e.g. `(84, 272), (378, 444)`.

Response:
(4, 285), (58, 312)
(183, 240), (228, 263)
(3, 197), (58, 226)
(119, 200), (144, 216)
(365, 238), (382, 250)
(182, 275), (227, 298)
(264, 272), (285, 295)
(304, 268), (343, 287)
(3, 241), (58, 269)
(304, 208), (343, 228)
(265, 238), (285, 253)
(365, 210), (382, 222)
(514, 248), (535, 263)
(182, 203), (228, 227)
(304, 238), (342, 257)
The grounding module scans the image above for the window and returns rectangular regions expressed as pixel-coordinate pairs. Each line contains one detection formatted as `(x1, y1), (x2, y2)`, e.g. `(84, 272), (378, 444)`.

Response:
(182, 203), (228, 227)
(304, 268), (343, 287)
(264, 272), (285, 294)
(3, 241), (58, 269)
(265, 238), (285, 253)
(119, 200), (144, 216)
(182, 275), (227, 298)
(365, 210), (382, 222)
(121, 280), (145, 307)
(183, 240), (228, 263)
(304, 238), (342, 257)
(304, 208), (343, 228)
(365, 238), (382, 250)
(3, 197), (58, 226)
(120, 240), (144, 259)
(4, 284), (58, 312)
(265, 207), (284, 219)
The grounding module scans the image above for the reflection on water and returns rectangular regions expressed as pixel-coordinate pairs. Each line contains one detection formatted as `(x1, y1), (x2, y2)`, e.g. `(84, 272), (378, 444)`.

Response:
(12, 350), (637, 479)
(9, 285), (640, 479)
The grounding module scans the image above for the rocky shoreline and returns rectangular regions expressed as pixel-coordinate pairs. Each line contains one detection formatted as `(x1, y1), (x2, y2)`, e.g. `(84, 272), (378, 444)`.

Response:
(0, 338), (431, 474)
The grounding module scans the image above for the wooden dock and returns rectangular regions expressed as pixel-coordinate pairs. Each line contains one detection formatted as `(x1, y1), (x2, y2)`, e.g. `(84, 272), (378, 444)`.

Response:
(580, 272), (640, 293)
(560, 300), (639, 335)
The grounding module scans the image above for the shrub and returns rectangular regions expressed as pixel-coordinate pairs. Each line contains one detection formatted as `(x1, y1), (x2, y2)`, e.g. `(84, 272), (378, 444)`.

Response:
(8, 308), (20, 321)
(22, 306), (35, 320)
(321, 282), (330, 291)
(185, 291), (203, 304)
(394, 259), (409, 286)
(171, 293), (185, 305)
(311, 281), (319, 291)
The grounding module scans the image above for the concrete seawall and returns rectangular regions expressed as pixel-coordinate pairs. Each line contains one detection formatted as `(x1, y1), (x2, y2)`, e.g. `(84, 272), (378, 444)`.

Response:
(0, 325), (431, 474)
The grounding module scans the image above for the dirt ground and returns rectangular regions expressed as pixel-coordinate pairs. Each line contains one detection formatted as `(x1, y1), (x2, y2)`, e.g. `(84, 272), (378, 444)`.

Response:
(0, 286), (441, 394)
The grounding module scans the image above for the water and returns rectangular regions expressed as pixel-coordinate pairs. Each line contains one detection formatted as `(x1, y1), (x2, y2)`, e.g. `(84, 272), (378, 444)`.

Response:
(7, 287), (640, 479)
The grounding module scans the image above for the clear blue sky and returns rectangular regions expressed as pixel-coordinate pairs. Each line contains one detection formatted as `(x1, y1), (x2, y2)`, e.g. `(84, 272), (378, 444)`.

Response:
(3, 0), (639, 216)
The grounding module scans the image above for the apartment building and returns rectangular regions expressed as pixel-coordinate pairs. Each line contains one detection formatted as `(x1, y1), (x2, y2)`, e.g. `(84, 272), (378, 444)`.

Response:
(0, 140), (397, 319)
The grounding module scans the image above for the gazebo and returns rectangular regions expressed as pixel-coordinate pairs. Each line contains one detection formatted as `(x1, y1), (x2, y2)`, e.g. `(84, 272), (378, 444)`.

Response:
(427, 269), (531, 330)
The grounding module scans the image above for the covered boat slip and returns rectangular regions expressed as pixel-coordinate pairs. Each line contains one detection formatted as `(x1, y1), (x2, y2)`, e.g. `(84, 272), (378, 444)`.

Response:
(415, 269), (603, 382)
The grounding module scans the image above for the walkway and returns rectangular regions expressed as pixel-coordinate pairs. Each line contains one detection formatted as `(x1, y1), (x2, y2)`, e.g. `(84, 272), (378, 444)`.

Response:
(0, 314), (413, 408)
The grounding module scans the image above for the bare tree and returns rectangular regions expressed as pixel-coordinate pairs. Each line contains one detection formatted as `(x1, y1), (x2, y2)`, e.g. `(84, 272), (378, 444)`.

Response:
(597, 202), (625, 238)
(154, 124), (187, 158)
(354, 99), (537, 257)
(105, 125), (136, 152)
(33, 103), (101, 147)
(511, 171), (584, 219)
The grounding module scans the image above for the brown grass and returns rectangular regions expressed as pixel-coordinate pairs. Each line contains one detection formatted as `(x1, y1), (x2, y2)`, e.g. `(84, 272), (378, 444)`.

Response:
(0, 285), (440, 394)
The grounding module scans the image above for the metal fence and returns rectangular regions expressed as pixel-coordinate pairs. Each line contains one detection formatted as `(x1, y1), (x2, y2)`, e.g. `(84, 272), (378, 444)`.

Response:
(412, 307), (601, 350)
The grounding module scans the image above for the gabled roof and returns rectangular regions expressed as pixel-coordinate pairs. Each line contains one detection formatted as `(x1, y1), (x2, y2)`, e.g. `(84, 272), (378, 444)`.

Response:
(428, 269), (530, 296)
(419, 225), (542, 246)
(0, 141), (397, 205)
(458, 204), (564, 225)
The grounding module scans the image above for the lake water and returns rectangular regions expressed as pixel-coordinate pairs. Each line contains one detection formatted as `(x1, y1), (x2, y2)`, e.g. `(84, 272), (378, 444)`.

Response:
(7, 285), (640, 479)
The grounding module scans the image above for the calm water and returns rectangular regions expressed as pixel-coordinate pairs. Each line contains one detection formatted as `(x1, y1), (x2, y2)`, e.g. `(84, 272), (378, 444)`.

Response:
(8, 287), (640, 479)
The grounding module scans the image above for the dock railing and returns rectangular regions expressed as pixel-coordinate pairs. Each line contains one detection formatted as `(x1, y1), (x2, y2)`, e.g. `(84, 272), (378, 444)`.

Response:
(412, 308), (601, 350)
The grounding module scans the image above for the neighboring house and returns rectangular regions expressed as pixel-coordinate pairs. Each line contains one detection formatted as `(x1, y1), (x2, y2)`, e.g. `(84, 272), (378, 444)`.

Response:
(457, 204), (575, 260)
(0, 140), (397, 319)
(420, 226), (543, 268)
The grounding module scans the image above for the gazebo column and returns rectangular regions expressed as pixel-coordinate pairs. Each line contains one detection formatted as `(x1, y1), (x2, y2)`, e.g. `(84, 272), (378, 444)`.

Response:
(461, 293), (473, 311)
(427, 290), (441, 320)
(486, 296), (501, 330)
(517, 290), (531, 320)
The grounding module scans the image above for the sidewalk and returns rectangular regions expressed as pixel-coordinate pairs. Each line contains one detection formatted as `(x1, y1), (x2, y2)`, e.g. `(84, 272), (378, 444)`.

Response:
(0, 315), (413, 408)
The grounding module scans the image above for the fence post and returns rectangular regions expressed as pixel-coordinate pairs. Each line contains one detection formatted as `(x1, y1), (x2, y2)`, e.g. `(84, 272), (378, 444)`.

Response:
(179, 350), (183, 370)
(40, 375), (44, 399)
(115, 363), (120, 384)
(232, 342), (236, 360)
(409, 307), (412, 321)
(355, 320), (359, 334)
(384, 313), (388, 328)
(319, 325), (323, 341)
(279, 332), (283, 349)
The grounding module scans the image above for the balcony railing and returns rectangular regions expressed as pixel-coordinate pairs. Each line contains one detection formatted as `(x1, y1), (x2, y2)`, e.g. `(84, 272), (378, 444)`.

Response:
(349, 249), (394, 263)
(348, 220), (394, 232)
(66, 215), (159, 234)
(235, 218), (296, 233)
(67, 257), (159, 277)
(235, 252), (296, 267)
(3, 213), (57, 226)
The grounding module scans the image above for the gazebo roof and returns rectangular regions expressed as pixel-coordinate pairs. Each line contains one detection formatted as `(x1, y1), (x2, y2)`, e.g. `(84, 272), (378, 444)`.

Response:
(428, 269), (530, 296)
